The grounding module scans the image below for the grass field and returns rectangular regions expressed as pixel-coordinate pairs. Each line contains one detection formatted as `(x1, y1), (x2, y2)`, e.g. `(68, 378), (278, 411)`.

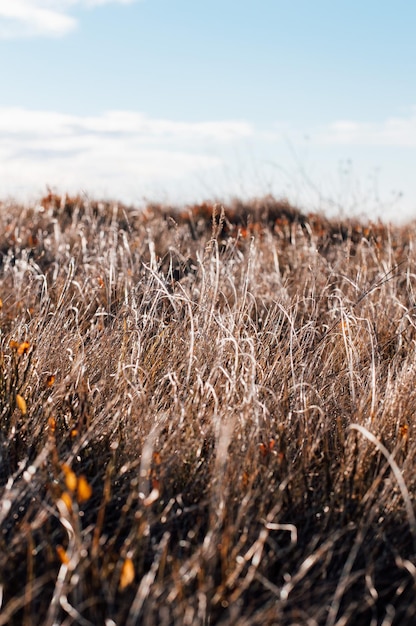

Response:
(1, 193), (416, 625)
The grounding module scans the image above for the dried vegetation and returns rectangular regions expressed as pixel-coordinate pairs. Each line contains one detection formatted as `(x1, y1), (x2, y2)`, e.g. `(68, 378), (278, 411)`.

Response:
(1, 193), (416, 624)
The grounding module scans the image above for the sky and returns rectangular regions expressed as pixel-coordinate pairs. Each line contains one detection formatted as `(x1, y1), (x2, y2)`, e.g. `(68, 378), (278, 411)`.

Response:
(1, 1), (416, 221)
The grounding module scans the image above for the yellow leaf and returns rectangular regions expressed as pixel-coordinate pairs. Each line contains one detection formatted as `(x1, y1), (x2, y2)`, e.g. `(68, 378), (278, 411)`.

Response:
(16, 394), (27, 415)
(119, 557), (135, 590)
(77, 476), (92, 503)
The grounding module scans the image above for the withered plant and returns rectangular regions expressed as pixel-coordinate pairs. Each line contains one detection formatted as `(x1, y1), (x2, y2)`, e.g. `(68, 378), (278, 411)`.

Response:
(0, 193), (416, 624)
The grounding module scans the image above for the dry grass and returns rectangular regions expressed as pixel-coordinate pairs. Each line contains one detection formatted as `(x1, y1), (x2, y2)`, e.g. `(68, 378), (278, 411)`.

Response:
(1, 192), (416, 624)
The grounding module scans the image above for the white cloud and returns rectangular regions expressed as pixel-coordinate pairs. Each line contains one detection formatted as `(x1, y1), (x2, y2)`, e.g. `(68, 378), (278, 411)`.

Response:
(0, 1), (75, 38)
(84, 0), (136, 5)
(1, 105), (415, 219)
(319, 109), (416, 147)
(0, 0), (137, 39)
(0, 107), (253, 141)
(0, 107), (254, 202)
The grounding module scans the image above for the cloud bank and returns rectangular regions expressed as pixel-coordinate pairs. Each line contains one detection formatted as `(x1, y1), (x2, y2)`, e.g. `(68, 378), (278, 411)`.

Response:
(0, 0), (137, 38)
(1, 106), (415, 218)
(0, 107), (254, 202)
(319, 108), (416, 147)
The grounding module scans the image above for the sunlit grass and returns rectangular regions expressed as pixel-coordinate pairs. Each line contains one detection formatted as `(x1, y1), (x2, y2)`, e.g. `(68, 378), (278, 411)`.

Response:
(1, 192), (416, 624)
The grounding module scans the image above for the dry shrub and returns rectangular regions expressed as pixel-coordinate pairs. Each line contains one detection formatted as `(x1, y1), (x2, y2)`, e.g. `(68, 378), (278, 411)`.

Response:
(0, 194), (416, 624)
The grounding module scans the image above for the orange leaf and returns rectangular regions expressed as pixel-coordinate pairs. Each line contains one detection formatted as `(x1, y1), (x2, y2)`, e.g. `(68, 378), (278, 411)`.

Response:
(259, 443), (268, 457)
(400, 424), (409, 440)
(17, 341), (30, 356)
(16, 394), (27, 415)
(152, 451), (162, 465)
(77, 476), (92, 502)
(259, 439), (275, 458)
(119, 558), (135, 590)
(56, 545), (70, 565)
(48, 416), (56, 432)
(62, 464), (77, 492)
(60, 492), (73, 513)
(46, 374), (56, 388)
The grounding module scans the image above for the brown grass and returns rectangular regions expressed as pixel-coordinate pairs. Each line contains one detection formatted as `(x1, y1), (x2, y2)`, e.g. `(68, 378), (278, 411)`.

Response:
(1, 192), (416, 624)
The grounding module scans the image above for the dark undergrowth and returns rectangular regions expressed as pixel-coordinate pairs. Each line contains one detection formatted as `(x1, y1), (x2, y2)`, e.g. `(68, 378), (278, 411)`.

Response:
(1, 192), (416, 624)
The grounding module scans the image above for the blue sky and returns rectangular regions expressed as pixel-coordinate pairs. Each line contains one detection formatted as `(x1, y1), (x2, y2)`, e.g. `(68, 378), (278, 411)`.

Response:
(1, 1), (416, 221)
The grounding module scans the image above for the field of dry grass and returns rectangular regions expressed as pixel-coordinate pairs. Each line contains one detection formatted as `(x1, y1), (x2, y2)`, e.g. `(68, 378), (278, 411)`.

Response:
(1, 193), (416, 625)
